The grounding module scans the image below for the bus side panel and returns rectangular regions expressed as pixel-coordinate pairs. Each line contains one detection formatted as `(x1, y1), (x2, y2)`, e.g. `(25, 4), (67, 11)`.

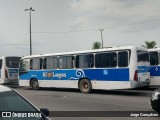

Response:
(150, 66), (160, 85)
(107, 68), (130, 89)
(19, 72), (31, 87)
(91, 68), (130, 90)
(19, 80), (30, 86)
(19, 68), (130, 90)
(129, 48), (138, 88)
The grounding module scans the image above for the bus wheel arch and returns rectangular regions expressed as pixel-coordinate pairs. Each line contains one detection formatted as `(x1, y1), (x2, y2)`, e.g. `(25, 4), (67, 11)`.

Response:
(30, 78), (39, 90)
(78, 78), (92, 93)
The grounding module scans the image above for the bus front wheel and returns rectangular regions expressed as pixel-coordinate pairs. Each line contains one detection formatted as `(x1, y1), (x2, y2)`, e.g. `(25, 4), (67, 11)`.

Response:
(31, 79), (39, 90)
(79, 79), (92, 93)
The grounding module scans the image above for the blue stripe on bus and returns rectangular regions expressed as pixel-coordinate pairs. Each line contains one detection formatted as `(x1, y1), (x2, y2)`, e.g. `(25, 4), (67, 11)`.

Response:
(19, 68), (130, 81)
(137, 66), (150, 73)
(150, 66), (160, 76)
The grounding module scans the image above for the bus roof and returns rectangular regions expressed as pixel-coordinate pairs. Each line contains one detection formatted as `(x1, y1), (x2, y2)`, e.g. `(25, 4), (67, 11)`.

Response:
(148, 48), (160, 52)
(21, 46), (148, 60)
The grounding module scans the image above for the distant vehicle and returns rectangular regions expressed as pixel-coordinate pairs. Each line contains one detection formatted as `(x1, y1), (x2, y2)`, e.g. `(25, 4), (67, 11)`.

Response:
(0, 85), (50, 120)
(19, 46), (150, 93)
(150, 88), (160, 113)
(0, 56), (21, 84)
(148, 48), (160, 86)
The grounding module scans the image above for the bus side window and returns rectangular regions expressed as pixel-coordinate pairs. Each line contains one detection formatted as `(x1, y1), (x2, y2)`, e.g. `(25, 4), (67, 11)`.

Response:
(105, 52), (117, 67)
(72, 56), (75, 68)
(76, 54), (94, 68)
(0, 59), (2, 69)
(44, 57), (57, 69)
(58, 57), (64, 69)
(66, 56), (74, 69)
(149, 52), (158, 66)
(40, 58), (43, 69)
(43, 58), (47, 69)
(30, 58), (42, 70)
(89, 54), (94, 67)
(58, 56), (73, 69)
(118, 51), (128, 67)
(75, 56), (79, 68)
(53, 57), (58, 69)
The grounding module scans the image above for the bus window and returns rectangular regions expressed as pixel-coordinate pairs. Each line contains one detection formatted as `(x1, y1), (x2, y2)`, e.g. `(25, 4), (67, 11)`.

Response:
(53, 57), (58, 69)
(95, 52), (117, 68)
(95, 53), (105, 68)
(43, 57), (58, 69)
(76, 54), (94, 68)
(30, 58), (42, 70)
(6, 57), (21, 68)
(149, 52), (158, 66)
(59, 56), (66, 69)
(118, 51), (128, 67)
(137, 51), (149, 62)
(19, 60), (29, 72)
(59, 56), (73, 69)
(0, 59), (2, 69)
(66, 56), (74, 69)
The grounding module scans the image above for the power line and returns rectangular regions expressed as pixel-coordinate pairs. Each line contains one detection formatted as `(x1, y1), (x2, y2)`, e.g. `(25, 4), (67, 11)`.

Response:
(32, 18), (160, 34)
(106, 18), (160, 29)
(33, 28), (98, 34)
(1, 18), (160, 41)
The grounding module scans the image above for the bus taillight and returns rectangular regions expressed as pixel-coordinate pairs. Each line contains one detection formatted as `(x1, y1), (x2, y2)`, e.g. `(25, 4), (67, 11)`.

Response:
(134, 70), (138, 81)
(5, 69), (8, 78)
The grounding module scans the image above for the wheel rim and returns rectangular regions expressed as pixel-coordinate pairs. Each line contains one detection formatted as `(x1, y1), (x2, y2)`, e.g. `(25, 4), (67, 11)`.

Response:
(82, 82), (89, 90)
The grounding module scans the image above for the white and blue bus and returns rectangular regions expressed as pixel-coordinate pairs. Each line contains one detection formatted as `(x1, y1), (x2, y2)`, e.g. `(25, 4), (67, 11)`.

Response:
(0, 56), (21, 84)
(19, 46), (150, 93)
(149, 48), (160, 86)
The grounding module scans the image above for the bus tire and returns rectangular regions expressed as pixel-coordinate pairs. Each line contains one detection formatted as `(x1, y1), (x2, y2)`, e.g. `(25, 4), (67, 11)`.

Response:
(79, 79), (92, 93)
(31, 79), (39, 90)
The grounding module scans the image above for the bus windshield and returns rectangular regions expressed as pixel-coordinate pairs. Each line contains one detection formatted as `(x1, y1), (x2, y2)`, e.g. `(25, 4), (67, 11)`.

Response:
(6, 57), (21, 68)
(137, 50), (149, 62)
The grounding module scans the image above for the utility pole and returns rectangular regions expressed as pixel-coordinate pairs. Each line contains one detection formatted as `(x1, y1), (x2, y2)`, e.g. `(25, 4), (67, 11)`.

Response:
(99, 29), (104, 48)
(25, 7), (35, 55)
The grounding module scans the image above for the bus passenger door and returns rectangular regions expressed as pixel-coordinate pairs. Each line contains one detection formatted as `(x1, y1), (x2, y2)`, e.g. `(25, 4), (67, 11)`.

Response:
(19, 59), (30, 86)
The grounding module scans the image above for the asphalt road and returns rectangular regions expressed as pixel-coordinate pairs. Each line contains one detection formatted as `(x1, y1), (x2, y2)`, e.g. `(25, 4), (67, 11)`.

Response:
(6, 85), (160, 120)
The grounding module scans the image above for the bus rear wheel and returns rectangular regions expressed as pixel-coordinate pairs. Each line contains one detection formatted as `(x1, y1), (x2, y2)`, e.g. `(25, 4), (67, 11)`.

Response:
(31, 79), (39, 90)
(79, 79), (92, 93)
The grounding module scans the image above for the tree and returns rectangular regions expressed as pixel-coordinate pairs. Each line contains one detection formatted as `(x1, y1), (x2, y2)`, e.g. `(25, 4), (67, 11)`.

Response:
(142, 40), (157, 49)
(92, 41), (101, 49)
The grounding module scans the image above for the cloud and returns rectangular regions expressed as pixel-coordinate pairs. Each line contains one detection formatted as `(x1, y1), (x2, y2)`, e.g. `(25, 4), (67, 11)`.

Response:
(70, 0), (107, 13)
(68, 0), (160, 48)
(70, 0), (160, 29)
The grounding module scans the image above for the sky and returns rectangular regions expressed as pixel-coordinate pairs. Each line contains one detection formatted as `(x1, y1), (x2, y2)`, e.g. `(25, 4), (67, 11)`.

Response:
(0, 0), (160, 56)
